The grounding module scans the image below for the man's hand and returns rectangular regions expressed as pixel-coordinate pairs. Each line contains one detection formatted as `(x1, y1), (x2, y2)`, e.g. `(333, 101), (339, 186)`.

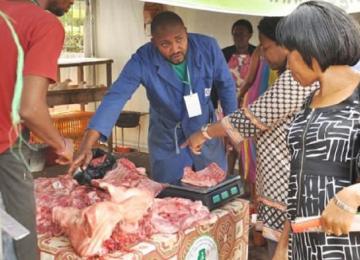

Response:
(182, 131), (207, 155)
(68, 129), (101, 175)
(68, 147), (93, 175)
(55, 138), (74, 165)
(182, 121), (228, 154)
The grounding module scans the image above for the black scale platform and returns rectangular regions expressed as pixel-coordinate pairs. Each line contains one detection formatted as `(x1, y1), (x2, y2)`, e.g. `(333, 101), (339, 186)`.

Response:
(157, 175), (243, 210)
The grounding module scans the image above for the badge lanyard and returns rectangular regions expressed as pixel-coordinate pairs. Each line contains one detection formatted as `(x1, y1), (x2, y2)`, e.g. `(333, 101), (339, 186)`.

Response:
(183, 66), (202, 118)
(182, 67), (192, 94)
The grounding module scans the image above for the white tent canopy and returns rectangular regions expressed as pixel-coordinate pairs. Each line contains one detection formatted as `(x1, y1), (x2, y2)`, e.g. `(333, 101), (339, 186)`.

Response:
(141, 0), (360, 16)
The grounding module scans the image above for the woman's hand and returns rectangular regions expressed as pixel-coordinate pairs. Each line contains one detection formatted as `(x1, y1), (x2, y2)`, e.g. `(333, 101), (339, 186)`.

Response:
(321, 185), (360, 236)
(272, 244), (288, 260)
(182, 131), (207, 155)
(272, 220), (290, 260)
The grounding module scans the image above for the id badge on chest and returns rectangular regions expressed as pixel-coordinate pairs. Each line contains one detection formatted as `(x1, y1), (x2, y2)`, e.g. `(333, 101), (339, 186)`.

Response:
(184, 93), (202, 118)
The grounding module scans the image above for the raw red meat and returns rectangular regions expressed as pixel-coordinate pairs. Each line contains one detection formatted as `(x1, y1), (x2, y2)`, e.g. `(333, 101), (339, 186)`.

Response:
(104, 213), (154, 252)
(90, 154), (106, 167)
(35, 159), (160, 236)
(35, 175), (77, 236)
(181, 163), (226, 187)
(34, 174), (77, 194)
(53, 188), (153, 257)
(35, 175), (110, 236)
(35, 158), (210, 258)
(102, 198), (210, 253)
(150, 198), (210, 234)
(92, 158), (165, 197)
(53, 202), (122, 256)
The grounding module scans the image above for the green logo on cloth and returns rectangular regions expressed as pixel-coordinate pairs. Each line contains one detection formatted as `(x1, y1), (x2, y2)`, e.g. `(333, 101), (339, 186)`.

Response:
(185, 235), (218, 260)
(197, 248), (206, 260)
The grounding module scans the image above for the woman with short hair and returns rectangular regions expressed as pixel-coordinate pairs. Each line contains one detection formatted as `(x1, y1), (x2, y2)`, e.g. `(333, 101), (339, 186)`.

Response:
(275, 1), (360, 259)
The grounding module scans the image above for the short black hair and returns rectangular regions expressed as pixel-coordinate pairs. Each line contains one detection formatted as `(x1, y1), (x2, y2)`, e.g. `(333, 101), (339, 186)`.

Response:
(151, 11), (184, 35)
(257, 17), (282, 43)
(276, 1), (360, 71)
(232, 19), (253, 34)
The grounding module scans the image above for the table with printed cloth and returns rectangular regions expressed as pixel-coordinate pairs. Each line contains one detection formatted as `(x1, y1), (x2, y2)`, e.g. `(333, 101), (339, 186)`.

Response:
(38, 199), (249, 260)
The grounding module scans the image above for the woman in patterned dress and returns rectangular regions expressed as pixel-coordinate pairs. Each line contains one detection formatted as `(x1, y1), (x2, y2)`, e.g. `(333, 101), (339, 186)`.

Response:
(183, 17), (318, 258)
(222, 19), (257, 197)
(274, 1), (360, 259)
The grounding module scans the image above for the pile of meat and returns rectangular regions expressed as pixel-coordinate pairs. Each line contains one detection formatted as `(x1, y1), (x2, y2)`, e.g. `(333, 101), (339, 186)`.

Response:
(181, 163), (226, 187)
(35, 158), (210, 257)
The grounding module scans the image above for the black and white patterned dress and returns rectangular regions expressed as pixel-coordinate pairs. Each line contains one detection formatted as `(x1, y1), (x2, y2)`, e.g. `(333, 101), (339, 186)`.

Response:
(287, 87), (360, 259)
(222, 70), (318, 241)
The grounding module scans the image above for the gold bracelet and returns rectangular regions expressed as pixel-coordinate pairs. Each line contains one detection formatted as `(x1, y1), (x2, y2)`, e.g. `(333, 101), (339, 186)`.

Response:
(333, 195), (357, 214)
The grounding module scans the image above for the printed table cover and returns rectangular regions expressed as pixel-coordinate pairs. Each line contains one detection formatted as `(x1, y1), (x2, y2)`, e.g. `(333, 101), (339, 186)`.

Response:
(39, 198), (249, 260)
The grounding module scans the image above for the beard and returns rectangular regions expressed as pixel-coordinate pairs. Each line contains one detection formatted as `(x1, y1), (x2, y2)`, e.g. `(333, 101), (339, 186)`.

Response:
(169, 52), (185, 64)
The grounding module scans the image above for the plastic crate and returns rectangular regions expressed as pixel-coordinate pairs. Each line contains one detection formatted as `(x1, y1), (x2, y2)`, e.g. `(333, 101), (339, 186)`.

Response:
(52, 111), (94, 139)
(30, 111), (94, 150)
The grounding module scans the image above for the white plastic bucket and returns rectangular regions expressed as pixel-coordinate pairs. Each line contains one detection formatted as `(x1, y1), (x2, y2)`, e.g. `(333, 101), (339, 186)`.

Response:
(29, 144), (47, 172)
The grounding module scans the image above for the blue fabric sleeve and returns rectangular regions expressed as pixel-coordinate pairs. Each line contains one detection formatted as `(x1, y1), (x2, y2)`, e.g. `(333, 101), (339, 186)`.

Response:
(211, 38), (237, 115)
(88, 54), (142, 141)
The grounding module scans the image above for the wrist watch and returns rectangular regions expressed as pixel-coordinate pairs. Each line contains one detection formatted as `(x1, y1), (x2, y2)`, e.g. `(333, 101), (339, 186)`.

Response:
(201, 124), (212, 140)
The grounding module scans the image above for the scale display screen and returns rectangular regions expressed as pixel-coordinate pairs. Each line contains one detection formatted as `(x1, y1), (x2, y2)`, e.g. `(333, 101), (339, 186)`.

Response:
(212, 185), (239, 204)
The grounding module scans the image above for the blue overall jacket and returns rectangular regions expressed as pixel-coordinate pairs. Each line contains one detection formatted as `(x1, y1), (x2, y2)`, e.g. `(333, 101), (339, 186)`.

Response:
(89, 33), (237, 184)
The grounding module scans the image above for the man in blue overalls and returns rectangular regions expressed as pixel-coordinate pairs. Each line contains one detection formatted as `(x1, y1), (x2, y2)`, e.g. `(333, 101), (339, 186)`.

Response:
(69, 11), (237, 184)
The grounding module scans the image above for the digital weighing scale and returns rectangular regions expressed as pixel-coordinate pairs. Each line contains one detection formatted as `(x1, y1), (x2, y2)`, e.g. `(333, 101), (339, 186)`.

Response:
(157, 175), (243, 210)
